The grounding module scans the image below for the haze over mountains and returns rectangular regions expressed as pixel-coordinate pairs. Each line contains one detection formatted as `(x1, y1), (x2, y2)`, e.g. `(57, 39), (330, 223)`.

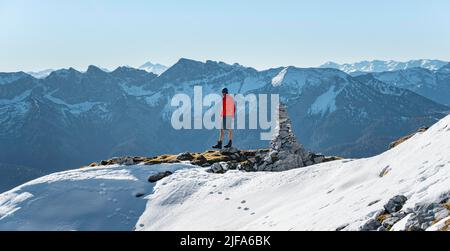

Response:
(0, 58), (449, 192)
(320, 59), (448, 74)
(23, 61), (169, 79)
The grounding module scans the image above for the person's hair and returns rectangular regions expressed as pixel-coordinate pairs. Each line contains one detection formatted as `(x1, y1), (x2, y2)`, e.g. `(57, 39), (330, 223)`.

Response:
(222, 88), (228, 94)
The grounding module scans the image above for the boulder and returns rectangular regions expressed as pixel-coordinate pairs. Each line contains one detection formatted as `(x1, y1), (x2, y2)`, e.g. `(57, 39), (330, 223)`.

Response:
(384, 195), (408, 213)
(209, 162), (228, 174)
(104, 156), (136, 166)
(191, 155), (207, 166)
(238, 160), (256, 172)
(176, 152), (194, 161)
(148, 171), (173, 183)
(360, 219), (381, 231)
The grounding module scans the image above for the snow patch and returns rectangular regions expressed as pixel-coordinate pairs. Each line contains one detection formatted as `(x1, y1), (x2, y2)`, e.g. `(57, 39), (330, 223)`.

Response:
(45, 94), (105, 115)
(271, 68), (288, 86)
(308, 86), (340, 116)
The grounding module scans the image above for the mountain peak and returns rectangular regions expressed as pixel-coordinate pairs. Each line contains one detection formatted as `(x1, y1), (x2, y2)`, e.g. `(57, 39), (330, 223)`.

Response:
(47, 67), (81, 79)
(86, 65), (106, 74)
(138, 61), (168, 75)
(139, 61), (165, 68)
(320, 61), (340, 68)
(111, 66), (157, 79)
(175, 58), (203, 66)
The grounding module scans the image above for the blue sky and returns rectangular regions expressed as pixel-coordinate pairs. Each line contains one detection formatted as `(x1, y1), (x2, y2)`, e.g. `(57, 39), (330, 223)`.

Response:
(1, 0), (450, 72)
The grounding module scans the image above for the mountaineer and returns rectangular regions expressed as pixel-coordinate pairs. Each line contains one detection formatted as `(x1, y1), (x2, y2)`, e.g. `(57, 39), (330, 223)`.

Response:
(212, 87), (236, 149)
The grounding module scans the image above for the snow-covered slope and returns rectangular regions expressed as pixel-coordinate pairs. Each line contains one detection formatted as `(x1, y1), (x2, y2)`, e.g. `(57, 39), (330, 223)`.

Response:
(136, 115), (450, 230)
(1, 115), (449, 231)
(0, 163), (192, 230)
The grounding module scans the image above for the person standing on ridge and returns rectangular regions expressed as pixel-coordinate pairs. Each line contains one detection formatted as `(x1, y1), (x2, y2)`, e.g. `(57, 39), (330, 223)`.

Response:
(212, 88), (236, 149)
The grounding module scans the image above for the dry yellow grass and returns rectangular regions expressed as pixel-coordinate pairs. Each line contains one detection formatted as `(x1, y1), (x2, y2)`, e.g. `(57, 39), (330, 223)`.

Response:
(377, 214), (389, 222)
(441, 219), (450, 231)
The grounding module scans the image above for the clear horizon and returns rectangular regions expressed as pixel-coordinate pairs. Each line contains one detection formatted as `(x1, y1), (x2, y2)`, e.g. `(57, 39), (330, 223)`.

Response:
(1, 0), (450, 72)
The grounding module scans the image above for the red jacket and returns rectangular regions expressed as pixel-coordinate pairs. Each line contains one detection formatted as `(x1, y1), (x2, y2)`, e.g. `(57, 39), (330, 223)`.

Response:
(221, 94), (236, 117)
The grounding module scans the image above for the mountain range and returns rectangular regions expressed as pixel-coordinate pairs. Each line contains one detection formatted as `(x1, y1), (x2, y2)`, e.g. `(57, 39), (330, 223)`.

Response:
(0, 58), (449, 192)
(320, 59), (448, 74)
(23, 61), (168, 79)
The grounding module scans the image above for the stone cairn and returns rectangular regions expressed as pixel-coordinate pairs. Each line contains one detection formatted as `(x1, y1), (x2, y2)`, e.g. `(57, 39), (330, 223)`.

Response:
(255, 103), (325, 171)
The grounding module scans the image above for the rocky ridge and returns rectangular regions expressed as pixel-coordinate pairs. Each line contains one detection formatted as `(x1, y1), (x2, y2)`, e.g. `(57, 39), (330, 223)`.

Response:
(87, 104), (339, 173)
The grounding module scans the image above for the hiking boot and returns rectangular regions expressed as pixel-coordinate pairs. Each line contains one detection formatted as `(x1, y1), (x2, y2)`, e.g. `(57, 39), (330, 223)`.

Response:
(224, 140), (232, 148)
(212, 141), (222, 149)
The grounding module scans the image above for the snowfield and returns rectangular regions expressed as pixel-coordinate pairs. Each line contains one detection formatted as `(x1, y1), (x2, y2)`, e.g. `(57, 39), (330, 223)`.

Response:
(1, 116), (450, 231)
(0, 163), (194, 230)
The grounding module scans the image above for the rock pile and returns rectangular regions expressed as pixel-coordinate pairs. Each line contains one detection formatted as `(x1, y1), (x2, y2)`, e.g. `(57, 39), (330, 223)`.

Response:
(255, 103), (327, 172)
(360, 194), (449, 231)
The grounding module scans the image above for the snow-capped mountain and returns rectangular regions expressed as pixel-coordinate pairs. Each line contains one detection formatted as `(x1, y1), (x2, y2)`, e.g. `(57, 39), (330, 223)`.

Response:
(139, 61), (168, 75)
(0, 59), (448, 193)
(360, 64), (450, 106)
(27, 69), (55, 79)
(0, 114), (449, 231)
(264, 66), (448, 157)
(320, 59), (448, 74)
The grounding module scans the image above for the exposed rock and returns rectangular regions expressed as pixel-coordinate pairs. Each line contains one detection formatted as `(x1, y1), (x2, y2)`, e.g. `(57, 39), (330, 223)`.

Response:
(360, 218), (381, 231)
(382, 216), (401, 228)
(389, 126), (429, 149)
(384, 195), (408, 213)
(148, 171), (173, 183)
(335, 224), (348, 231)
(238, 160), (256, 172)
(176, 152), (194, 161)
(209, 162), (228, 174)
(220, 147), (239, 155)
(368, 199), (380, 206)
(404, 202), (449, 231)
(313, 155), (325, 163)
(191, 155), (208, 166)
